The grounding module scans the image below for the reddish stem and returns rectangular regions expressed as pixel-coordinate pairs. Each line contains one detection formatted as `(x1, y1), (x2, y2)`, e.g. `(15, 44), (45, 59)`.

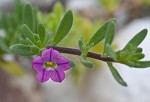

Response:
(47, 46), (114, 62)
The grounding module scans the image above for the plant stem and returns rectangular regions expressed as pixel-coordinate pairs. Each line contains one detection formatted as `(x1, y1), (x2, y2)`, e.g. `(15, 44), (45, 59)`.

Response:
(47, 46), (114, 62)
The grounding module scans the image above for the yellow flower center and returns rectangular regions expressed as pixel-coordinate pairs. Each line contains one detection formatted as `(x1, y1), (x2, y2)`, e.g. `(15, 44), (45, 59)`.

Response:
(44, 62), (57, 69)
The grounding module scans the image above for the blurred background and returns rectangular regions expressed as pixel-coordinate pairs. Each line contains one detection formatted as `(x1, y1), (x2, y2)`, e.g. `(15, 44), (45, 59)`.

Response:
(0, 0), (150, 102)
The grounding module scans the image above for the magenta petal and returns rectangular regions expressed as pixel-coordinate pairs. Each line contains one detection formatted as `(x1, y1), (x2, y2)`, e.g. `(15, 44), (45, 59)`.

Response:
(42, 48), (52, 60)
(32, 56), (44, 72)
(36, 69), (51, 83)
(56, 56), (69, 64)
(56, 57), (70, 71)
(51, 49), (60, 61)
(42, 48), (60, 61)
(57, 63), (70, 71)
(50, 69), (65, 83)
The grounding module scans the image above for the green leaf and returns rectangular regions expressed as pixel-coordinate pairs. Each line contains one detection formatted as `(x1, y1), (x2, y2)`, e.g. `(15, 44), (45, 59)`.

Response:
(83, 46), (90, 56)
(105, 21), (115, 45)
(23, 3), (35, 32)
(89, 43), (94, 48)
(53, 2), (63, 19)
(36, 40), (42, 47)
(80, 55), (93, 68)
(135, 47), (143, 53)
(0, 39), (9, 53)
(87, 18), (116, 47)
(52, 10), (73, 45)
(22, 24), (34, 42)
(33, 34), (40, 42)
(133, 61), (150, 68)
(13, 0), (24, 24)
(130, 53), (144, 61)
(19, 39), (28, 45)
(26, 38), (34, 45)
(10, 44), (34, 56)
(44, 32), (52, 45)
(78, 38), (85, 51)
(30, 45), (40, 55)
(105, 44), (116, 60)
(123, 29), (147, 50)
(0, 14), (9, 31)
(107, 62), (127, 86)
(67, 58), (75, 67)
(38, 23), (46, 43)
(104, 21), (116, 58)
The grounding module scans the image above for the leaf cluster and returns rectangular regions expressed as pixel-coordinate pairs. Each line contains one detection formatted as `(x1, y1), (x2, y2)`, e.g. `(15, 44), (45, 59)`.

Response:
(10, 3), (73, 56)
(77, 18), (150, 86)
(115, 29), (150, 68)
(0, 0), (25, 55)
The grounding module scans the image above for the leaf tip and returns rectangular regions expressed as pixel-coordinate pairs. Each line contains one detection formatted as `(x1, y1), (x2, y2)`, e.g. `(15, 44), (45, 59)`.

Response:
(110, 18), (117, 23)
(67, 10), (73, 14)
(120, 81), (128, 87)
(142, 28), (148, 34)
(66, 10), (73, 19)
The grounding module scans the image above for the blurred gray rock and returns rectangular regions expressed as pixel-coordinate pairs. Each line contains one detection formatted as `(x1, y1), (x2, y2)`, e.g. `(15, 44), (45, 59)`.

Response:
(0, 0), (56, 12)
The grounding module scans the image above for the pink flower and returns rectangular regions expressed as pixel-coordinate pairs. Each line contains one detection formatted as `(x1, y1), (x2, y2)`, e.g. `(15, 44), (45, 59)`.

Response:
(32, 48), (70, 83)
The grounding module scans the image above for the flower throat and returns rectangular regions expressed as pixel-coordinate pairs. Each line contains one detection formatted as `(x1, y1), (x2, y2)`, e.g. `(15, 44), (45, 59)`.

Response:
(44, 62), (57, 69)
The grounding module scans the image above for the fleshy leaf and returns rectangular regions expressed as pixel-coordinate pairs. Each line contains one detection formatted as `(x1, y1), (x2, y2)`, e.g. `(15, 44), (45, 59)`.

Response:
(26, 38), (34, 45)
(67, 58), (75, 67)
(38, 23), (46, 43)
(78, 38), (85, 51)
(80, 55), (93, 68)
(130, 53), (144, 61)
(33, 34), (40, 42)
(37, 40), (42, 47)
(123, 29), (147, 50)
(83, 46), (90, 56)
(133, 61), (150, 68)
(135, 47), (143, 53)
(54, 2), (63, 19)
(87, 18), (116, 48)
(23, 3), (35, 32)
(105, 44), (116, 60)
(52, 10), (73, 45)
(0, 39), (9, 53)
(104, 21), (115, 55)
(115, 42), (150, 68)
(30, 45), (40, 55)
(44, 33), (52, 45)
(104, 21), (115, 45)
(13, 0), (24, 23)
(23, 24), (34, 42)
(10, 44), (34, 56)
(107, 62), (127, 86)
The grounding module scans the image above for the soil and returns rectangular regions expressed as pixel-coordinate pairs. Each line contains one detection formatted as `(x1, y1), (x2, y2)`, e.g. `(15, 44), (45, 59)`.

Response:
(0, 68), (29, 102)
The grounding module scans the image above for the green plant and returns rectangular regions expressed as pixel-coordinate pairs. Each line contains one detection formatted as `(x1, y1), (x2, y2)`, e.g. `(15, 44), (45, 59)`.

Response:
(9, 2), (150, 86)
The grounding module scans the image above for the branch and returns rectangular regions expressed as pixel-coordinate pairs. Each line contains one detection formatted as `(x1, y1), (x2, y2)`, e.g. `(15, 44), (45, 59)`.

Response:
(47, 46), (115, 62)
